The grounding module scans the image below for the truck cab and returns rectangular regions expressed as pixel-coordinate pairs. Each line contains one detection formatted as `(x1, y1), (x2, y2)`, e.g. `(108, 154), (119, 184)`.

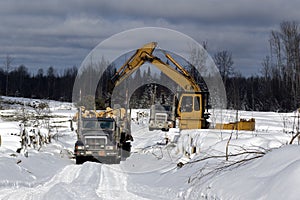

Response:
(74, 117), (122, 164)
(149, 104), (175, 131)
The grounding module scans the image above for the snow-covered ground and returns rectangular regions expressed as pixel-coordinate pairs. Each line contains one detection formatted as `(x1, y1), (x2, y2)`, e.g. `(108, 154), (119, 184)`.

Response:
(0, 97), (300, 199)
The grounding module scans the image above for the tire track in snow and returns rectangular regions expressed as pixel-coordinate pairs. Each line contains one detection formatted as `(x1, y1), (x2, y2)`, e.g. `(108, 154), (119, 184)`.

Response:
(1, 161), (150, 200)
(97, 164), (149, 200)
(0, 164), (81, 200)
(41, 162), (103, 199)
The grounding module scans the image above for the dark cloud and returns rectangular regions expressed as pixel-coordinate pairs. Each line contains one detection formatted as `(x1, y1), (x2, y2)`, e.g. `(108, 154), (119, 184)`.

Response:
(0, 0), (299, 75)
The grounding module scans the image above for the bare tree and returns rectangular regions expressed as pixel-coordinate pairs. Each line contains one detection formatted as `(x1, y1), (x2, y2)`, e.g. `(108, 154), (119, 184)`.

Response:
(289, 108), (300, 144)
(261, 56), (272, 80)
(269, 21), (300, 109)
(3, 55), (13, 96)
(189, 42), (208, 74)
(270, 30), (283, 74)
(214, 50), (234, 85)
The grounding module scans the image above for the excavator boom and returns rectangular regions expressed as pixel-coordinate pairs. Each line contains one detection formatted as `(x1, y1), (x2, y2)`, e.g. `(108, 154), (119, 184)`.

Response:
(112, 42), (157, 87)
(112, 42), (201, 92)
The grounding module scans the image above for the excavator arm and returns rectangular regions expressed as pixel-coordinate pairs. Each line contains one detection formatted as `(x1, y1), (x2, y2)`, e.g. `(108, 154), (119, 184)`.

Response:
(145, 56), (200, 92)
(112, 42), (156, 87)
(112, 42), (200, 92)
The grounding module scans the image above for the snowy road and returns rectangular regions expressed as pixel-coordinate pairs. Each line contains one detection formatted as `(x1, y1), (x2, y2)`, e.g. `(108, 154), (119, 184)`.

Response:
(0, 164), (82, 200)
(0, 161), (152, 200)
(97, 164), (149, 200)
(1, 101), (300, 199)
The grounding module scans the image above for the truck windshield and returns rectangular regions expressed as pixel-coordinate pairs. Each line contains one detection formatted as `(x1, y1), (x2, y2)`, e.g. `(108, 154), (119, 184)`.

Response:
(83, 120), (114, 130)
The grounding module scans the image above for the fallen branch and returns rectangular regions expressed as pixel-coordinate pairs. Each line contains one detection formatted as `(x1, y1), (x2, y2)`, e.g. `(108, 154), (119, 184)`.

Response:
(203, 155), (264, 178)
(289, 132), (300, 144)
(185, 147), (268, 184)
(188, 149), (266, 164)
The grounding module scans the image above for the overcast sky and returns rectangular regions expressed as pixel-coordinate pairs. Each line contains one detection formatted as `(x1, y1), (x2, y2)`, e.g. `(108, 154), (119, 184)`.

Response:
(1, 0), (300, 76)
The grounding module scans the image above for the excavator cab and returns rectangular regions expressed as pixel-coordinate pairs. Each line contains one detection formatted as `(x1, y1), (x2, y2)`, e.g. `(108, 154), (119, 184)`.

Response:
(178, 92), (210, 129)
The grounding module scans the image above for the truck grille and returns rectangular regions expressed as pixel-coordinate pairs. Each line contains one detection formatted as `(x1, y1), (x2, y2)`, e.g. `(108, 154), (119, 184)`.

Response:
(155, 113), (167, 122)
(85, 136), (106, 150)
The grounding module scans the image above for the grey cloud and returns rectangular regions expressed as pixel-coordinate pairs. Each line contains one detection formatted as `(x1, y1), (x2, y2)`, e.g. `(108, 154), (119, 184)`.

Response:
(0, 0), (299, 76)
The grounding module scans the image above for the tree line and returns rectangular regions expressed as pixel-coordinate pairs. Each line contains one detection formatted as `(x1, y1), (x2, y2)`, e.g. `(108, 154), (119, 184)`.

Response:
(0, 65), (77, 102)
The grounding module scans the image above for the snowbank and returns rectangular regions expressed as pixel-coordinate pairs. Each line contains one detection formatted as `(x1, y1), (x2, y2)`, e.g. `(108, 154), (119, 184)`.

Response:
(192, 145), (300, 200)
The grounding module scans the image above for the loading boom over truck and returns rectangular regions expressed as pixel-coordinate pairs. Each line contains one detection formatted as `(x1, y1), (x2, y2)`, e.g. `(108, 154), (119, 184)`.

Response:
(74, 41), (210, 164)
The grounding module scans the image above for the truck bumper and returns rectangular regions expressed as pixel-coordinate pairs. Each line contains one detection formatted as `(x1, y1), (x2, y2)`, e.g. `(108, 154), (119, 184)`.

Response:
(75, 150), (121, 164)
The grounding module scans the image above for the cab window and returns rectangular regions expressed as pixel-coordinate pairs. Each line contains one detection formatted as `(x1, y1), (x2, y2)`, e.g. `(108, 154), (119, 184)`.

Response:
(180, 96), (193, 112)
(194, 96), (200, 111)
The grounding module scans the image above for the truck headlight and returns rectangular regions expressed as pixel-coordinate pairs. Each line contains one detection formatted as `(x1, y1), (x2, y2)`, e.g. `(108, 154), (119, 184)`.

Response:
(75, 145), (85, 150)
(105, 146), (114, 150)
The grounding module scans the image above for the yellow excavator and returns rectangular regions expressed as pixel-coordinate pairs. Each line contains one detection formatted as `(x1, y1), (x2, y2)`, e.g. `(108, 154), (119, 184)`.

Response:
(112, 42), (210, 129)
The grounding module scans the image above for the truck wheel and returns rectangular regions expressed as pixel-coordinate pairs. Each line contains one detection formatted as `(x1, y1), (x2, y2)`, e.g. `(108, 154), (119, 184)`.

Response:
(114, 157), (121, 164)
(106, 157), (120, 164)
(121, 148), (130, 158)
(76, 156), (84, 164)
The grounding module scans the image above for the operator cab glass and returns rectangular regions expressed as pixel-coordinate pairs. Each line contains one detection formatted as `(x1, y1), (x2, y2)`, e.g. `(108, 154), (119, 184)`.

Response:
(180, 96), (193, 112)
(180, 95), (201, 112)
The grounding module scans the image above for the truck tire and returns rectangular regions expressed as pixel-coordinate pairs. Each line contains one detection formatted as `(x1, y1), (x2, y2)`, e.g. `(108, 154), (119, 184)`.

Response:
(121, 143), (131, 158)
(106, 156), (121, 164)
(75, 156), (84, 164)
(114, 157), (121, 164)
